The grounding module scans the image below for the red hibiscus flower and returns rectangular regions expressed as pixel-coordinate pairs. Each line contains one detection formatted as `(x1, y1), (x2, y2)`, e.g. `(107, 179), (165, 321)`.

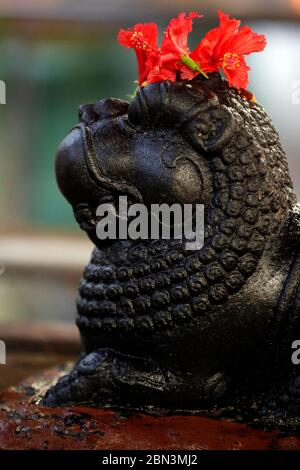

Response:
(148, 12), (208, 84)
(117, 23), (159, 85)
(117, 11), (267, 93)
(190, 10), (267, 89)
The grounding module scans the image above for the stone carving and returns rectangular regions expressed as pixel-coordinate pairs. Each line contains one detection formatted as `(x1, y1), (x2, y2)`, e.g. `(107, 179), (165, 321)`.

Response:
(44, 74), (300, 427)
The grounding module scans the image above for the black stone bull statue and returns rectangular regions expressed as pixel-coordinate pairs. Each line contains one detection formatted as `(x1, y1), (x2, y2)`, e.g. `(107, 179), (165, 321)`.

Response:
(44, 74), (300, 427)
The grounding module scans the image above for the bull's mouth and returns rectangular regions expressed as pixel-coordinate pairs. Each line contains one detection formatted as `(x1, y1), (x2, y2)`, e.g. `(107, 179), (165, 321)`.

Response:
(64, 120), (143, 249)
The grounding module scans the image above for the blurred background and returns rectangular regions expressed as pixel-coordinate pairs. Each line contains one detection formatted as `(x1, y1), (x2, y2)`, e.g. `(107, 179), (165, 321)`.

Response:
(1, 0), (300, 386)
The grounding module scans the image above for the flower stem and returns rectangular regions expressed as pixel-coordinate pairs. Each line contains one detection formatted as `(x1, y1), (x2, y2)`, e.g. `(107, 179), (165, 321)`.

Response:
(127, 82), (139, 100)
(181, 55), (208, 79)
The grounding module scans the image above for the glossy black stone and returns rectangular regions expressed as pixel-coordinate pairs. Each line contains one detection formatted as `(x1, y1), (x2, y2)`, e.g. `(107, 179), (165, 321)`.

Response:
(44, 74), (300, 427)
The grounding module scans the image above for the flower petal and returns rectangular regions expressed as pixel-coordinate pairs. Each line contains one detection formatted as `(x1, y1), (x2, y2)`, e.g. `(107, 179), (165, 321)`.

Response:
(190, 11), (240, 73)
(190, 10), (266, 90)
(147, 65), (177, 84)
(117, 23), (159, 50)
(149, 12), (202, 84)
(180, 65), (198, 80)
(213, 10), (241, 57)
(230, 25), (267, 56)
(190, 35), (219, 73)
(222, 55), (250, 89)
(117, 23), (159, 85)
(161, 12), (202, 57)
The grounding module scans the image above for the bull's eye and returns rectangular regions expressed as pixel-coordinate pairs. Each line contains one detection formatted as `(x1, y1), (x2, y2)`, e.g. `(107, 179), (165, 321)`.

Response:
(187, 107), (236, 153)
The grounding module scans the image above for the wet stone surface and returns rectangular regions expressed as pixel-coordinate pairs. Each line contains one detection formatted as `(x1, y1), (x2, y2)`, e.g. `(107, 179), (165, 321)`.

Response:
(0, 367), (299, 450)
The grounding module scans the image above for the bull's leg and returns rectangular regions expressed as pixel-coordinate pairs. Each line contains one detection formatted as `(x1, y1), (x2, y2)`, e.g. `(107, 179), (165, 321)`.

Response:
(43, 348), (228, 408)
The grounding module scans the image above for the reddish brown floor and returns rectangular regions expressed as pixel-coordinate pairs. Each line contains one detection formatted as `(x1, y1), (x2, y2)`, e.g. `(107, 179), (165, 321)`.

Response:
(0, 368), (299, 450)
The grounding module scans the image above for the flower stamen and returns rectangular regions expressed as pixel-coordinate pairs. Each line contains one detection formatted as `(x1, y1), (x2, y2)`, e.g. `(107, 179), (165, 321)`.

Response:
(222, 52), (241, 71)
(130, 31), (154, 52)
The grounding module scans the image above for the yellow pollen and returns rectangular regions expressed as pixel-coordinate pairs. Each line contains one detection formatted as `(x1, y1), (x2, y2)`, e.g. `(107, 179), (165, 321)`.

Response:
(222, 52), (241, 71)
(130, 31), (152, 52)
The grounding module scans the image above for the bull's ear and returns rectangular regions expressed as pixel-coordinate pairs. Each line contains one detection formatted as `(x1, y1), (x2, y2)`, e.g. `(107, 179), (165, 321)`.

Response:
(184, 105), (237, 154)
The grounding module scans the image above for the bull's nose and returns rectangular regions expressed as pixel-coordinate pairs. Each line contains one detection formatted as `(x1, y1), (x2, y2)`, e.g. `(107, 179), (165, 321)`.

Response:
(55, 127), (90, 206)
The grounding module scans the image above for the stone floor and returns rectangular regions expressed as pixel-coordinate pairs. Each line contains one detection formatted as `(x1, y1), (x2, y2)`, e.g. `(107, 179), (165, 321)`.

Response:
(0, 367), (299, 450)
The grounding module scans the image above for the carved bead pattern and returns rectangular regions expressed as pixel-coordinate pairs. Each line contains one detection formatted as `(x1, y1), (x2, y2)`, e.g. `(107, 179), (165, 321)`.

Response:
(77, 80), (295, 334)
